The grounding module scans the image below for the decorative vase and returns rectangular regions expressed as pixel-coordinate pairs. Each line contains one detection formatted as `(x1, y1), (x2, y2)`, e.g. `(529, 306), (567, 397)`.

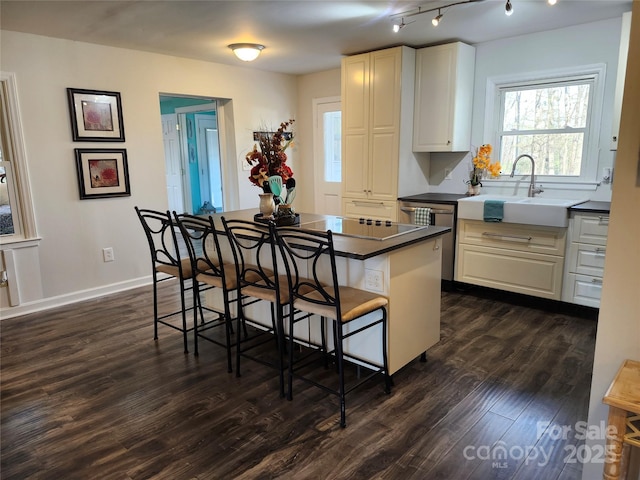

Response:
(258, 193), (275, 217)
(473, 184), (481, 196)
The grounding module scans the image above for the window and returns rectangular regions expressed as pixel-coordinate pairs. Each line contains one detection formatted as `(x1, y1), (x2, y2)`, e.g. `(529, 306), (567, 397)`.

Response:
(323, 110), (342, 183)
(0, 72), (37, 241)
(491, 66), (604, 184)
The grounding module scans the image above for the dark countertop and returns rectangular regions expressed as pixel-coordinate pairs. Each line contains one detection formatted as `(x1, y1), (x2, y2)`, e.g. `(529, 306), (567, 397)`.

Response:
(210, 209), (451, 260)
(569, 201), (611, 214)
(397, 193), (468, 205)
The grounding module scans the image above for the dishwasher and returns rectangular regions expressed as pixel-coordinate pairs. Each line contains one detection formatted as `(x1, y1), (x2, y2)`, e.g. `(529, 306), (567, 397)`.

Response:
(398, 200), (456, 282)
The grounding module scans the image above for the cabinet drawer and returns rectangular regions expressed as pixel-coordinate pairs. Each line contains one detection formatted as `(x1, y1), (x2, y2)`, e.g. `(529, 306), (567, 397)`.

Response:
(343, 199), (397, 221)
(456, 243), (564, 300)
(563, 273), (602, 308)
(458, 220), (566, 256)
(566, 243), (606, 277)
(573, 214), (609, 246)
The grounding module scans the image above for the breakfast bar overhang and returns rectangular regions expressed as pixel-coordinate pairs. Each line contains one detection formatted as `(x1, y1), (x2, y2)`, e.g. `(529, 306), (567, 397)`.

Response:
(206, 210), (451, 375)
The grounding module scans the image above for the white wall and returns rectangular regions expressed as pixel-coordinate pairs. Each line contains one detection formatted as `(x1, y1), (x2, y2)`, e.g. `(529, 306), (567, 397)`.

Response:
(427, 17), (623, 201)
(0, 30), (298, 316)
(582, 3), (640, 478)
(295, 68), (341, 214)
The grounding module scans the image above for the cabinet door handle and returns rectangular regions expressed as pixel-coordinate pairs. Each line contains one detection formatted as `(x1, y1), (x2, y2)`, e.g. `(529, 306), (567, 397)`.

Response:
(353, 201), (385, 206)
(482, 232), (532, 242)
(598, 216), (609, 225)
(591, 278), (603, 285)
(595, 247), (606, 255)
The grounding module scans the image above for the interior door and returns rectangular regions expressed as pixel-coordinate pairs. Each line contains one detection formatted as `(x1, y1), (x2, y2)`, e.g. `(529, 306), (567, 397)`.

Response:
(313, 98), (342, 215)
(161, 114), (184, 213)
(196, 114), (224, 212)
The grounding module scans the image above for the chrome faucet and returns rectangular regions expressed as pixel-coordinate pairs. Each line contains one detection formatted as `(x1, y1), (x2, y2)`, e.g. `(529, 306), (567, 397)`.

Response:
(510, 154), (544, 197)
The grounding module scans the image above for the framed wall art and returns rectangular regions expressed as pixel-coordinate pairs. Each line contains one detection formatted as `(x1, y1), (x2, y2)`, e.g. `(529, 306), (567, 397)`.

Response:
(74, 148), (130, 199)
(67, 88), (125, 142)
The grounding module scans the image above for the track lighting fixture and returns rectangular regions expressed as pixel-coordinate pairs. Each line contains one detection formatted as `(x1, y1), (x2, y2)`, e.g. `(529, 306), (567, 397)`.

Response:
(505, 0), (514, 16)
(432, 10), (443, 26)
(390, 0), (483, 32)
(228, 43), (265, 62)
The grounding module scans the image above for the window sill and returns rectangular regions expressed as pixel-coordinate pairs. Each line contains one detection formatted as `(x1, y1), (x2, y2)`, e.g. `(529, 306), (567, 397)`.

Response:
(0, 236), (42, 249)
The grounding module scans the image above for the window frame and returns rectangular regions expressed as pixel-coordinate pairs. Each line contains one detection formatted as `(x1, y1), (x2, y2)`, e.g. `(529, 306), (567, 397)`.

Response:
(483, 64), (606, 188)
(0, 71), (38, 243)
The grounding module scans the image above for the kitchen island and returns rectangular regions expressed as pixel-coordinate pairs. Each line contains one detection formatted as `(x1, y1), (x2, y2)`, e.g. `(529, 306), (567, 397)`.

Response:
(207, 209), (450, 375)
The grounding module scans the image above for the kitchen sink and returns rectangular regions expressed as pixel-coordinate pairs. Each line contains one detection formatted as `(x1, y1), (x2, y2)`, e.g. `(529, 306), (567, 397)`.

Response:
(457, 195), (588, 227)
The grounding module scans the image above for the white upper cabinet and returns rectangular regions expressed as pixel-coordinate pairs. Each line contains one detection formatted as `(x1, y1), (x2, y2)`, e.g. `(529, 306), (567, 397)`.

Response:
(412, 42), (476, 152)
(611, 11), (632, 151)
(341, 46), (415, 206)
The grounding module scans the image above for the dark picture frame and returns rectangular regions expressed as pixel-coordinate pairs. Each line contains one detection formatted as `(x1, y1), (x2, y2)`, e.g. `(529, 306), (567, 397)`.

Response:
(67, 88), (125, 142)
(74, 148), (130, 199)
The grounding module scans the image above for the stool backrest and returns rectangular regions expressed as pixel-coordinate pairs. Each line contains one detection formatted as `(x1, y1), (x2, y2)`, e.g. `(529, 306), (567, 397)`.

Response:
(135, 207), (183, 272)
(173, 212), (226, 283)
(272, 226), (341, 313)
(221, 218), (280, 298)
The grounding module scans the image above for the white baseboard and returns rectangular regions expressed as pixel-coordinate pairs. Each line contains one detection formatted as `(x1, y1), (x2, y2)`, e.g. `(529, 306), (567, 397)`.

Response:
(0, 276), (153, 320)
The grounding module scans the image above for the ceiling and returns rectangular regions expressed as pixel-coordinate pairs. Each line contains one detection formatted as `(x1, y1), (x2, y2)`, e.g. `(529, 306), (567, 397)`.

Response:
(0, 0), (633, 75)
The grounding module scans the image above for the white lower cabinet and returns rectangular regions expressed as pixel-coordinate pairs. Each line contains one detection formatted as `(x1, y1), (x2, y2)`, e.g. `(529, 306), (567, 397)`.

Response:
(343, 199), (397, 221)
(455, 220), (566, 300)
(562, 212), (609, 307)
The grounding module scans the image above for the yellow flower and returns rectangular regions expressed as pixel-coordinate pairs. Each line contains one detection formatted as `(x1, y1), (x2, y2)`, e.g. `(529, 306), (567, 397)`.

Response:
(469, 143), (500, 183)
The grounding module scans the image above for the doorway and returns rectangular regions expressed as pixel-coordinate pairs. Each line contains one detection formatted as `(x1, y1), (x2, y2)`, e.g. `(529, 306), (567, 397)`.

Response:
(313, 97), (342, 216)
(159, 95), (225, 214)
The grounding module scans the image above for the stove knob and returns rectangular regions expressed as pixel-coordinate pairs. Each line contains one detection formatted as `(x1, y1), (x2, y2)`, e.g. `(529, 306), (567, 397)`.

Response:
(366, 218), (372, 225)
(375, 220), (382, 226)
(359, 217), (365, 224)
(385, 220), (392, 227)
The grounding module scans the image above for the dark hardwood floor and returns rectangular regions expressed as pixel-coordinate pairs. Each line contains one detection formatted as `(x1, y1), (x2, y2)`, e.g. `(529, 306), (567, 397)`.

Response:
(1, 282), (597, 479)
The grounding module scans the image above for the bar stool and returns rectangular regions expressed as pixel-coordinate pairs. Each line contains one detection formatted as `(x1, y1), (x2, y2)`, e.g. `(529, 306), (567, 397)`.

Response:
(135, 207), (194, 353)
(221, 217), (288, 398)
(172, 212), (237, 372)
(273, 226), (392, 428)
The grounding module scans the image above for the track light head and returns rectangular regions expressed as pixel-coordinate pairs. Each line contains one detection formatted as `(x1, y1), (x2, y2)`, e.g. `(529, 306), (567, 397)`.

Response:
(393, 18), (405, 32)
(432, 11), (443, 26)
(505, 0), (514, 16)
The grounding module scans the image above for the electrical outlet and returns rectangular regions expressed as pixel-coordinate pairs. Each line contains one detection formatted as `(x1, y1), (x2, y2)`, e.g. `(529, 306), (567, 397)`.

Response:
(364, 269), (384, 292)
(102, 247), (115, 262)
(444, 168), (453, 180)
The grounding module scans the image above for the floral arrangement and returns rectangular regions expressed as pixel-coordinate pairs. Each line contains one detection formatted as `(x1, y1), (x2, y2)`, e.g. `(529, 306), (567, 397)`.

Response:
(246, 119), (295, 193)
(468, 144), (501, 186)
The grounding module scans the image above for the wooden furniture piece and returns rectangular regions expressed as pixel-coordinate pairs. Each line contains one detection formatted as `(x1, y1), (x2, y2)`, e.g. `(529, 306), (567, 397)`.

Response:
(274, 225), (391, 428)
(341, 46), (415, 221)
(221, 218), (288, 397)
(173, 213), (234, 372)
(135, 207), (194, 353)
(603, 359), (640, 480)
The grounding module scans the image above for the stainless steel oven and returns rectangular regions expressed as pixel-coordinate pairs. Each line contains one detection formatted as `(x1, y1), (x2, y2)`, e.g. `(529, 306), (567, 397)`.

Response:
(398, 200), (456, 282)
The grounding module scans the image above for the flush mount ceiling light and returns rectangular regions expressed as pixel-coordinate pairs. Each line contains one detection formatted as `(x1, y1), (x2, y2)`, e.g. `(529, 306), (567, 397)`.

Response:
(505, 0), (514, 15)
(390, 0), (484, 32)
(548, 0), (557, 4)
(228, 43), (265, 62)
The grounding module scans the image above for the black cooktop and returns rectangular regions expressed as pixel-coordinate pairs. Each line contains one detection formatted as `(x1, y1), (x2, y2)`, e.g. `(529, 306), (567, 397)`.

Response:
(300, 217), (427, 241)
